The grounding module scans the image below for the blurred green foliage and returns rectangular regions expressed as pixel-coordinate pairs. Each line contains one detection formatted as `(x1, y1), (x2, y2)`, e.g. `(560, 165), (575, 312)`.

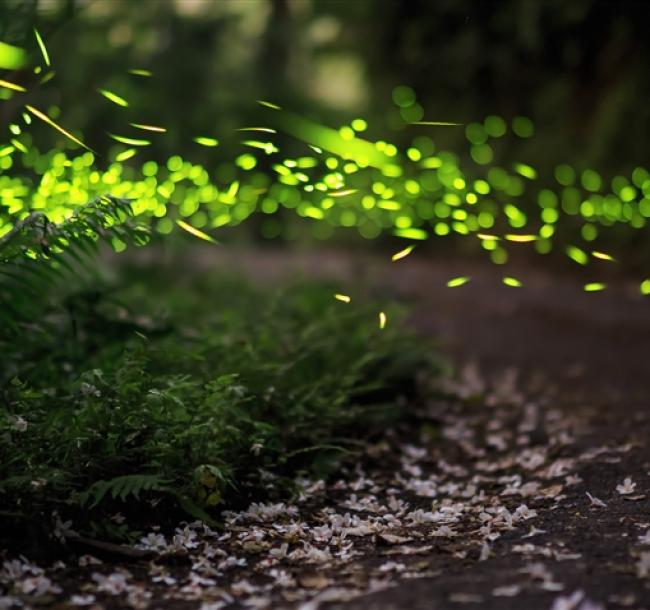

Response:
(1, 0), (649, 280)
(2, 0), (649, 169)
(0, 271), (435, 530)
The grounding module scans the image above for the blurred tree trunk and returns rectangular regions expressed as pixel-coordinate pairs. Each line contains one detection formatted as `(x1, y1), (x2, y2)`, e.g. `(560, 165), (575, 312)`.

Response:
(260, 0), (291, 106)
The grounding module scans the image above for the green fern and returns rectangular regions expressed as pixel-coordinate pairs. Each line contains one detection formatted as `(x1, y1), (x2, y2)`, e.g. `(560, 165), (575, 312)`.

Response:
(0, 195), (149, 334)
(79, 474), (171, 509)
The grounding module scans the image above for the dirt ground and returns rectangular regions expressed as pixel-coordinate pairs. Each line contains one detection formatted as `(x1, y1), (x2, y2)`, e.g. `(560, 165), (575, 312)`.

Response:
(2, 249), (650, 610)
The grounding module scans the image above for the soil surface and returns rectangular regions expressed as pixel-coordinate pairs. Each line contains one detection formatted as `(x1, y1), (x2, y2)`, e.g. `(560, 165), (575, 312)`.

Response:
(2, 249), (650, 610)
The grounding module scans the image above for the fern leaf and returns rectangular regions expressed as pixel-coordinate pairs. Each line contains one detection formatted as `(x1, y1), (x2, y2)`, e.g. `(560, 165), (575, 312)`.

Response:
(81, 474), (170, 509)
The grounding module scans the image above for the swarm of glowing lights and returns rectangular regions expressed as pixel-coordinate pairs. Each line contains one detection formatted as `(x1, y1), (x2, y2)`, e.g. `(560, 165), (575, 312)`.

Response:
(1, 33), (650, 300)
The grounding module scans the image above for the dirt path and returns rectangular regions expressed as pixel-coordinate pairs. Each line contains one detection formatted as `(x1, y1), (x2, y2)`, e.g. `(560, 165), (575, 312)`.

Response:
(2, 250), (649, 610)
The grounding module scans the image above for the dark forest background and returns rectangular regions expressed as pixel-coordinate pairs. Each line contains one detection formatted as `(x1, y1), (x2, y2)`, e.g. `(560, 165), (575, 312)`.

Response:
(1, 0), (649, 174)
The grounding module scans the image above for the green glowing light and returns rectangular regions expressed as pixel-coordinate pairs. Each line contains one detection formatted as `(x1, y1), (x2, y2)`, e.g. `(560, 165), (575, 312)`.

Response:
(236, 154), (257, 170)
(591, 250), (616, 262)
(484, 115), (506, 137)
(581, 169), (601, 192)
(257, 100), (281, 110)
(505, 234), (536, 243)
(407, 148), (421, 162)
(176, 219), (218, 244)
(193, 136), (219, 147)
(447, 276), (470, 288)
(566, 246), (588, 265)
(1, 77), (647, 296)
(130, 123), (166, 133)
(412, 121), (461, 126)
(465, 123), (487, 145)
(26, 104), (92, 151)
(471, 144), (493, 165)
(401, 103), (424, 123)
(98, 89), (129, 107)
(0, 79), (26, 92)
(491, 248), (508, 264)
(394, 228), (427, 240)
(581, 224), (598, 241)
(514, 163), (537, 180)
(392, 85), (416, 107)
(34, 28), (51, 67)
(512, 116), (534, 138)
(0, 41), (26, 70)
(555, 164), (575, 186)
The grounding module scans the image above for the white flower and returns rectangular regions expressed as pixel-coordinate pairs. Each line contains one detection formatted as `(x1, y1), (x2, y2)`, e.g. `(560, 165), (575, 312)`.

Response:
(69, 594), (96, 606)
(513, 504), (538, 522)
(289, 543), (331, 564)
(1, 558), (42, 582)
(586, 492), (606, 508)
(152, 573), (176, 586)
(269, 543), (289, 560)
(303, 544), (332, 564)
(403, 445), (427, 460)
(378, 561), (406, 573)
(551, 590), (605, 610)
(0, 597), (23, 610)
(550, 590), (584, 610)
(405, 509), (442, 524)
(173, 526), (199, 549)
(12, 416), (28, 432)
(344, 522), (376, 537)
(52, 513), (75, 541)
(311, 525), (332, 542)
(268, 569), (295, 588)
(191, 556), (220, 577)
(493, 585), (520, 596)
(217, 556), (246, 571)
(491, 507), (514, 529)
(91, 572), (129, 595)
(241, 502), (297, 523)
(479, 542), (491, 561)
(187, 572), (216, 587)
(523, 526), (547, 538)
(126, 587), (151, 609)
(387, 496), (408, 514)
(637, 552), (650, 578)
(616, 478), (636, 495)
(200, 602), (227, 610)
(431, 525), (455, 537)
(20, 576), (61, 596)
(137, 532), (168, 551)
(405, 477), (438, 497)
(230, 579), (256, 595)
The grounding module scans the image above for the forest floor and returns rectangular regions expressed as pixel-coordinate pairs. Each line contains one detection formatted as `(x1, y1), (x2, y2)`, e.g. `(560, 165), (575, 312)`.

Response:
(3, 249), (650, 610)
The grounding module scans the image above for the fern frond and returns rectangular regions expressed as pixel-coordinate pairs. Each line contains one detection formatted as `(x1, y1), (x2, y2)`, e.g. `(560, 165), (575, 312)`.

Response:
(0, 195), (150, 334)
(79, 474), (171, 509)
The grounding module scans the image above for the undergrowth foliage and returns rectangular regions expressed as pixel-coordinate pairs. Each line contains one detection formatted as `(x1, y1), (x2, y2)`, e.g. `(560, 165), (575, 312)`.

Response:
(0, 228), (436, 533)
(0, 195), (148, 332)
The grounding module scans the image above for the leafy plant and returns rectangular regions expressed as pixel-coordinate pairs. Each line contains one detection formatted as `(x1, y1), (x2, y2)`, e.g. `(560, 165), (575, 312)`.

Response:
(0, 195), (149, 333)
(78, 474), (172, 509)
(0, 259), (438, 537)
